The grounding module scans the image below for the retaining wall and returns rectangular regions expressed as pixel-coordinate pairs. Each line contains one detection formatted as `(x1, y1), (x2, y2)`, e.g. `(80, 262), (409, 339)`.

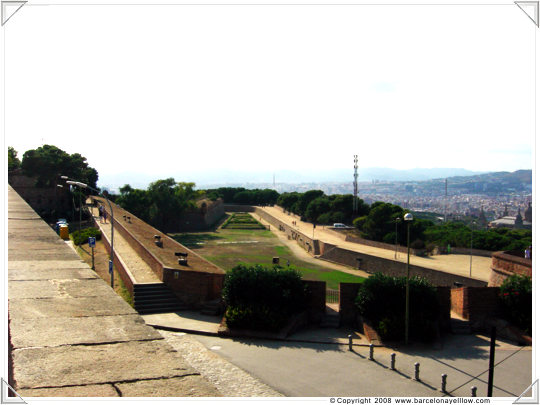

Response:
(319, 241), (487, 287)
(489, 251), (532, 287)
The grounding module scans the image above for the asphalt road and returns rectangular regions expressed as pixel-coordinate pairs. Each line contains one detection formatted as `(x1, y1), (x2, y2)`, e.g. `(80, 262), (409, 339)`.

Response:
(187, 332), (532, 398)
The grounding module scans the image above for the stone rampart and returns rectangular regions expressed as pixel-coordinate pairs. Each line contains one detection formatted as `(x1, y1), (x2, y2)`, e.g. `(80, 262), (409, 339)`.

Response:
(319, 241), (487, 287)
(93, 197), (225, 307)
(489, 251), (532, 286)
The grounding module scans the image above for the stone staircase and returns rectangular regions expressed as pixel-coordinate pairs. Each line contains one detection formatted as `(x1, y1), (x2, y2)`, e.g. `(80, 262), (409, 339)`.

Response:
(133, 283), (187, 314)
(200, 299), (224, 316)
(450, 317), (472, 334)
(320, 304), (340, 328)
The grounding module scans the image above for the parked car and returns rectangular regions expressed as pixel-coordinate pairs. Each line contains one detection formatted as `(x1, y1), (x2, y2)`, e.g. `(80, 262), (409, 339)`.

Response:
(333, 223), (347, 228)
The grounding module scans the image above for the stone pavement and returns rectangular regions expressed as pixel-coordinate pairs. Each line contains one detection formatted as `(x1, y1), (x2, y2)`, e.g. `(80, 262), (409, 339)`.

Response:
(7, 185), (220, 397)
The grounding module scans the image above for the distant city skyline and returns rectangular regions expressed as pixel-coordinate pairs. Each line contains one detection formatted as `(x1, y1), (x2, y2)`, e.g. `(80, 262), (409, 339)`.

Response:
(4, 2), (536, 182)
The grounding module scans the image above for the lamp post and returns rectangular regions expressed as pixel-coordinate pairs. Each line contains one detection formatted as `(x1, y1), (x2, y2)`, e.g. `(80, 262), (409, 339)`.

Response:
(394, 217), (401, 260)
(61, 176), (75, 223)
(67, 180), (115, 289)
(404, 212), (414, 345)
(469, 220), (476, 277)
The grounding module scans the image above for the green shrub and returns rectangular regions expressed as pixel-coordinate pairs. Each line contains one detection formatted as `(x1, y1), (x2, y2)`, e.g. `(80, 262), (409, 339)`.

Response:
(222, 264), (307, 332)
(355, 273), (440, 342)
(71, 227), (102, 245)
(499, 274), (532, 334)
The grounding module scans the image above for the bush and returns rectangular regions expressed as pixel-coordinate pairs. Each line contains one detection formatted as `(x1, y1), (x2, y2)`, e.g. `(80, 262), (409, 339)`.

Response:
(222, 264), (308, 332)
(499, 274), (532, 334)
(71, 227), (102, 245)
(355, 273), (440, 342)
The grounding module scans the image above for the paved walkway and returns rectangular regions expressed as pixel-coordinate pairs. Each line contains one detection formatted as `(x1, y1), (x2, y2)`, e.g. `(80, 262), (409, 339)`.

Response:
(259, 206), (493, 282)
(89, 205), (160, 283)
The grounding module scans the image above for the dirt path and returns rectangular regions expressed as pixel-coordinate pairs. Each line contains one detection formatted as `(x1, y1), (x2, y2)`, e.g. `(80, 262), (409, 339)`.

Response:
(258, 206), (492, 282)
(252, 213), (371, 278)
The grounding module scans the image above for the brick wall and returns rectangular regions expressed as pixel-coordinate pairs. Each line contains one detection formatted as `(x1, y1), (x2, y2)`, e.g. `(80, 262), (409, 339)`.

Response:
(163, 268), (224, 306)
(489, 251), (532, 287)
(302, 280), (326, 323)
(339, 282), (363, 326)
(320, 243), (487, 287)
(451, 287), (501, 321)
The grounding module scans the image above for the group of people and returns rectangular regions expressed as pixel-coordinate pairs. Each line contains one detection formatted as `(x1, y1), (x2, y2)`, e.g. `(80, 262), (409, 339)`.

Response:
(98, 205), (108, 224)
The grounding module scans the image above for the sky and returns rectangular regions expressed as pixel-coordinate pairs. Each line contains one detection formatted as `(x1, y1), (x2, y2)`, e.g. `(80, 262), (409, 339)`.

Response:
(2, 0), (538, 186)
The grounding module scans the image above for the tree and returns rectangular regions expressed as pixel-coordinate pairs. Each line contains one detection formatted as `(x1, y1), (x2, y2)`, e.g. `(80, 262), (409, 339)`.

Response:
(8, 147), (21, 172)
(305, 197), (330, 223)
(21, 145), (98, 188)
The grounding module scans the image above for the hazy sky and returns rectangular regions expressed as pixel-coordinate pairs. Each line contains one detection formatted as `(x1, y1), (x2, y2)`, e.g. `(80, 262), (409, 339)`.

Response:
(3, 0), (537, 181)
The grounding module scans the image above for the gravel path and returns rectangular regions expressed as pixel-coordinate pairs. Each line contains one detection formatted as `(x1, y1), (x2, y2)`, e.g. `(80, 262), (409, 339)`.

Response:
(159, 330), (283, 397)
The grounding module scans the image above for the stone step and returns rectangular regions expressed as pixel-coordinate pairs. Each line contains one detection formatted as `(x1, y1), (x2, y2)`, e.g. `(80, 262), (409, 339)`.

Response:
(451, 318), (472, 334)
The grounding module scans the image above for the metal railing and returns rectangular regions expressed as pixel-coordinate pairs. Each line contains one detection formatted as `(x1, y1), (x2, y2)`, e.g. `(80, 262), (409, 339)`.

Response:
(326, 288), (339, 304)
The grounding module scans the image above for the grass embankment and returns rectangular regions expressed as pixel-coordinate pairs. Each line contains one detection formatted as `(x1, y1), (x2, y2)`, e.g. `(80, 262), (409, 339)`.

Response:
(171, 227), (365, 290)
(73, 239), (134, 307)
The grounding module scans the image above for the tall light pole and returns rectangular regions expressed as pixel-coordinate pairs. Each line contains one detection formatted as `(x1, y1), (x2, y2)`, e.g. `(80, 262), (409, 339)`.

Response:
(67, 180), (115, 289)
(394, 217), (401, 260)
(469, 220), (476, 277)
(404, 212), (414, 345)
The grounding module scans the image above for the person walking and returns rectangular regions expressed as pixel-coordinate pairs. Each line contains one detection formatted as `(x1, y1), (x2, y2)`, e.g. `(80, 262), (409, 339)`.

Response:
(102, 208), (108, 224)
(98, 205), (104, 223)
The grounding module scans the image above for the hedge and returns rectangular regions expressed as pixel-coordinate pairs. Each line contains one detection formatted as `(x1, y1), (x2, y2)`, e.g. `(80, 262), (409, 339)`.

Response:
(499, 274), (532, 334)
(71, 227), (102, 246)
(222, 264), (307, 332)
(355, 273), (440, 342)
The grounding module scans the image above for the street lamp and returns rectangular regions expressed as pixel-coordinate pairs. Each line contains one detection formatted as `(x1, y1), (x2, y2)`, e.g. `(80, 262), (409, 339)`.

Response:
(469, 220), (476, 277)
(403, 212), (414, 345)
(66, 180), (115, 289)
(394, 217), (401, 260)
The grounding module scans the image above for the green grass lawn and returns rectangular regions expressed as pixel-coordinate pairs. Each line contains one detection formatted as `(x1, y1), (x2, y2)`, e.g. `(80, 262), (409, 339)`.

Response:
(170, 228), (365, 290)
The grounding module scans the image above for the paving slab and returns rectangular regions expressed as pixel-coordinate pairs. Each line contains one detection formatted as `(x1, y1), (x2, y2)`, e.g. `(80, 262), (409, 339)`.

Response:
(9, 279), (116, 299)
(8, 267), (99, 281)
(18, 384), (119, 397)
(9, 296), (136, 319)
(115, 375), (220, 397)
(12, 340), (197, 389)
(142, 311), (221, 335)
(7, 260), (90, 270)
(8, 251), (85, 261)
(9, 314), (162, 349)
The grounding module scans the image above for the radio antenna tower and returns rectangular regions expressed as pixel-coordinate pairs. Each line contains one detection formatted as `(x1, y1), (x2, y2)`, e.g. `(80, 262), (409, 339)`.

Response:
(353, 155), (359, 214)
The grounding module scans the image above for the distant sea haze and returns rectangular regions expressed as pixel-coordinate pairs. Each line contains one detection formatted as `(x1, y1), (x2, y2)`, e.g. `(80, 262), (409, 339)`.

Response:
(98, 167), (491, 191)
